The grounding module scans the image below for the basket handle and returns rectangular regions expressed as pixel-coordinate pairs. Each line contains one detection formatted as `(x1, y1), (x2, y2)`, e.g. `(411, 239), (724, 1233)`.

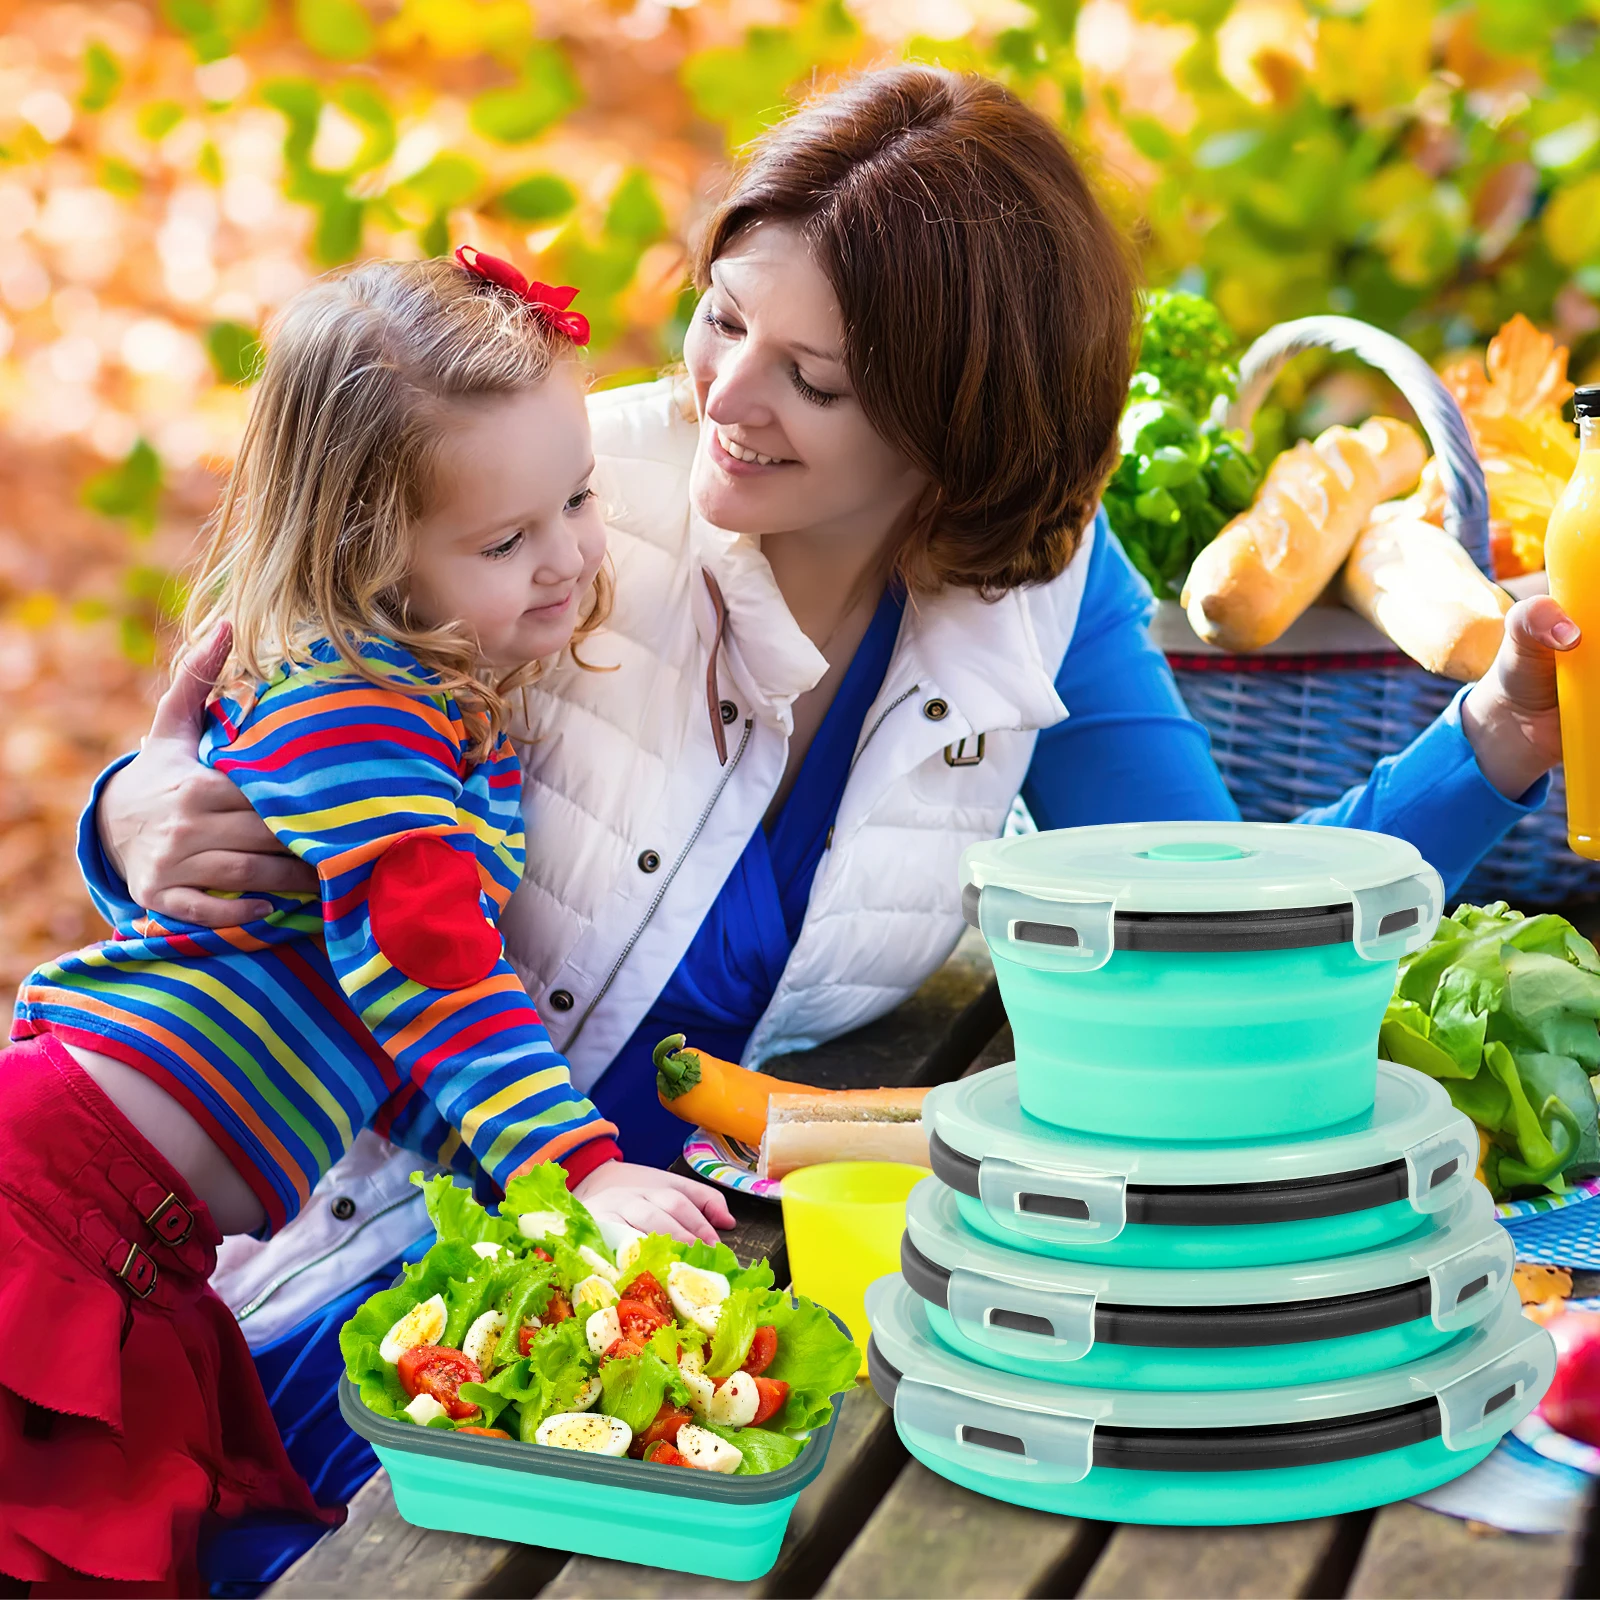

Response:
(1223, 314), (1492, 577)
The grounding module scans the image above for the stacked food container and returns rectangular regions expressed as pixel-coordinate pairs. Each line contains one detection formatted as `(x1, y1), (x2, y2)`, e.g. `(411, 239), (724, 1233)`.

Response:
(865, 822), (1556, 1524)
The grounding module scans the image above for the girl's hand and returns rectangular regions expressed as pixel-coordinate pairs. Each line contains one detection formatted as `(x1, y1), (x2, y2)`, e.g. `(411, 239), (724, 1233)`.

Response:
(97, 625), (318, 926)
(573, 1161), (736, 1245)
(1461, 595), (1578, 801)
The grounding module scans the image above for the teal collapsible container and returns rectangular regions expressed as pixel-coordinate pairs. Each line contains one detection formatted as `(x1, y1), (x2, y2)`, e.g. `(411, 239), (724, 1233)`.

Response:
(900, 1177), (1511, 1390)
(927, 1060), (1478, 1268)
(338, 1379), (841, 1581)
(865, 1276), (1552, 1526)
(961, 823), (1443, 1142)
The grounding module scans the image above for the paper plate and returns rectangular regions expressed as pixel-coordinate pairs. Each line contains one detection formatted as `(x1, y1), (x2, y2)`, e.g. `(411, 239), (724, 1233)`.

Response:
(1515, 1412), (1600, 1477)
(1496, 1175), (1600, 1221)
(682, 1129), (782, 1202)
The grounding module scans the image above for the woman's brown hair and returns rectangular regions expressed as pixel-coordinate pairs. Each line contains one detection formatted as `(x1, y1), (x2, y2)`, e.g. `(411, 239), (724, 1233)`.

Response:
(691, 64), (1137, 594)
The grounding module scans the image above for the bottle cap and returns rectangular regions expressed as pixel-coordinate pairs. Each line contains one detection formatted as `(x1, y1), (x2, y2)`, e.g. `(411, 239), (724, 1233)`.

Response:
(1577, 385), (1600, 418)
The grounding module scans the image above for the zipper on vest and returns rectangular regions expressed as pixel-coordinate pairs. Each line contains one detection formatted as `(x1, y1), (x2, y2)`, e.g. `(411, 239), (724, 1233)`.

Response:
(563, 716), (755, 1052)
(849, 682), (920, 776)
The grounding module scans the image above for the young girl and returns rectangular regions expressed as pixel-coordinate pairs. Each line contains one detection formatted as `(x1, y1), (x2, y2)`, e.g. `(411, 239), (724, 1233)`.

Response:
(0, 248), (724, 1594)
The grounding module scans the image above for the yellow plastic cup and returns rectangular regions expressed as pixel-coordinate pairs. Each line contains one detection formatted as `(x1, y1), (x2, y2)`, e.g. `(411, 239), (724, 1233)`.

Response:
(781, 1162), (930, 1377)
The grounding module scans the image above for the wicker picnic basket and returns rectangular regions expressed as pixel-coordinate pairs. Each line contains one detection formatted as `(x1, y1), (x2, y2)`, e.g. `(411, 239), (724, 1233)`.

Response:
(1161, 314), (1600, 909)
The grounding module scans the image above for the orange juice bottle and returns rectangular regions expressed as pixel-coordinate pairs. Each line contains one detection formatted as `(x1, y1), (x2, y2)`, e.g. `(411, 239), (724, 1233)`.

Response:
(1545, 384), (1600, 858)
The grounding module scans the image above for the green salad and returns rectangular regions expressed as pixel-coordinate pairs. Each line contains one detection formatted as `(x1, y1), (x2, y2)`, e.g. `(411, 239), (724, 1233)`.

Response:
(339, 1164), (861, 1475)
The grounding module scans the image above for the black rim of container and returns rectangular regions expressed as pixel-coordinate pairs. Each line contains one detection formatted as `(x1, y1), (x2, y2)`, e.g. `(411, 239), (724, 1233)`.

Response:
(899, 1236), (1447, 1349)
(865, 1342), (1456, 1473)
(960, 884), (1397, 954)
(928, 1134), (1415, 1227)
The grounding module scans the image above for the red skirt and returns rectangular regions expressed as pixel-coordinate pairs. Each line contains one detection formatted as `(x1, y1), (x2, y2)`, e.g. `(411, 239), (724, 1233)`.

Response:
(0, 1034), (341, 1595)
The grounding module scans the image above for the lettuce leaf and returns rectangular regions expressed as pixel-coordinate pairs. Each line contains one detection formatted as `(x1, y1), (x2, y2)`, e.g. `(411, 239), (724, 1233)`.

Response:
(706, 1286), (777, 1378)
(1382, 902), (1600, 1198)
(699, 1419), (806, 1475)
(414, 1172), (520, 1250)
(491, 1260), (558, 1372)
(526, 1317), (594, 1415)
(599, 1349), (676, 1435)
(500, 1165), (605, 1253)
(763, 1296), (862, 1433)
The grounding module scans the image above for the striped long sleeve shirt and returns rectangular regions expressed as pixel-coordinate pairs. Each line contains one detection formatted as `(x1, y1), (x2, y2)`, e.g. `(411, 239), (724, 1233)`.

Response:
(13, 639), (619, 1234)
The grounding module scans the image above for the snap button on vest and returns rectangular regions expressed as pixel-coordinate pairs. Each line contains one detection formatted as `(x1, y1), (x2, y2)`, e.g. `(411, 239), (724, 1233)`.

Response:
(549, 989), (575, 1012)
(638, 850), (661, 873)
(719, 700), (737, 725)
(923, 697), (950, 721)
(331, 1196), (357, 1221)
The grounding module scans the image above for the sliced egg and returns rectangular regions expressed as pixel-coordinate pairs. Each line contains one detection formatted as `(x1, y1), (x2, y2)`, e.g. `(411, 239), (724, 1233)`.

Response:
(518, 1210), (568, 1241)
(379, 1293), (447, 1364)
(578, 1245), (621, 1284)
(667, 1263), (730, 1333)
(403, 1392), (449, 1426)
(676, 1423), (742, 1473)
(535, 1411), (631, 1456)
(573, 1274), (620, 1313)
(707, 1369), (760, 1427)
(471, 1241), (507, 1260)
(585, 1304), (622, 1356)
(462, 1309), (506, 1372)
(573, 1376), (602, 1411)
(681, 1365), (715, 1416)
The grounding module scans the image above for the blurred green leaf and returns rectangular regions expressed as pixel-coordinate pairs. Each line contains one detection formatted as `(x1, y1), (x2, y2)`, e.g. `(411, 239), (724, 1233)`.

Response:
(333, 80), (396, 169)
(470, 44), (581, 144)
(494, 172), (577, 222)
(206, 321), (263, 386)
(83, 440), (163, 536)
(79, 42), (121, 112)
(198, 139), (223, 183)
(96, 156), (142, 196)
(314, 193), (365, 263)
(401, 154), (484, 212)
(295, 0), (374, 60)
(137, 100), (184, 142)
(605, 169), (665, 244)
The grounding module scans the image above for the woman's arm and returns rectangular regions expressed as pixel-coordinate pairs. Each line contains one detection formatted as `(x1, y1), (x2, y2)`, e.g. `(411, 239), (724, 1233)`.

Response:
(92, 625), (316, 927)
(1024, 521), (1570, 901)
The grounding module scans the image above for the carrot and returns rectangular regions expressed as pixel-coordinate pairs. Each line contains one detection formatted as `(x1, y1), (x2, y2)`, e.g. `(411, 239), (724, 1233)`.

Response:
(654, 1034), (817, 1146)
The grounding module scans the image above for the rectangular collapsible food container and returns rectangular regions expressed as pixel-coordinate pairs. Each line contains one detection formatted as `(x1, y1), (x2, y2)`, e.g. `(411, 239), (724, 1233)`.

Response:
(926, 1061), (1477, 1268)
(962, 823), (1442, 1141)
(865, 1276), (1552, 1527)
(900, 1178), (1512, 1390)
(339, 1378), (841, 1581)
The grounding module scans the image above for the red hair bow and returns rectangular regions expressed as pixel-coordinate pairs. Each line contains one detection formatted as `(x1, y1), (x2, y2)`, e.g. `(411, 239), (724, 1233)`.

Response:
(455, 244), (590, 345)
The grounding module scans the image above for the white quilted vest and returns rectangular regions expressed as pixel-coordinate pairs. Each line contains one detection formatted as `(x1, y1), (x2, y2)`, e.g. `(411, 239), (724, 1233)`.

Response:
(499, 379), (1092, 1092)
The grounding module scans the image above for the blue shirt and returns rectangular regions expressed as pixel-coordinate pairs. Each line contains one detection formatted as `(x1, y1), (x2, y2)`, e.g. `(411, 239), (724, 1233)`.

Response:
(75, 517), (1546, 1170)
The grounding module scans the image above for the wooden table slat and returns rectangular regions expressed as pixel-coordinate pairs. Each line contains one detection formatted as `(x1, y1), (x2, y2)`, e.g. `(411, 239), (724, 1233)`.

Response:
(1077, 1517), (1360, 1600)
(1345, 1501), (1580, 1599)
(816, 1460), (1109, 1600)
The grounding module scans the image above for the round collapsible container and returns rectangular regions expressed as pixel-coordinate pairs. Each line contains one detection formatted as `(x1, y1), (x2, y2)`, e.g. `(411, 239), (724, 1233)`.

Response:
(926, 1061), (1477, 1268)
(900, 1177), (1512, 1390)
(865, 1275), (1552, 1526)
(961, 822), (1443, 1141)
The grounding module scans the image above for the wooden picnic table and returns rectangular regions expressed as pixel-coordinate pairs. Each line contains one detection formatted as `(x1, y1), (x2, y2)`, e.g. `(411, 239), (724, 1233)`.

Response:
(268, 929), (1599, 1600)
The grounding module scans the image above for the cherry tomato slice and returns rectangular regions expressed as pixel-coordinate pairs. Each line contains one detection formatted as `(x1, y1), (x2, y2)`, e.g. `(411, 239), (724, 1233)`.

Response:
(617, 1298), (669, 1340)
(533, 1247), (553, 1263)
(516, 1320), (541, 1358)
(604, 1334), (647, 1362)
(544, 1291), (573, 1324)
(456, 1425), (512, 1439)
(750, 1376), (789, 1426)
(642, 1402), (692, 1449)
(742, 1325), (778, 1376)
(622, 1270), (672, 1318)
(643, 1441), (686, 1466)
(396, 1345), (484, 1421)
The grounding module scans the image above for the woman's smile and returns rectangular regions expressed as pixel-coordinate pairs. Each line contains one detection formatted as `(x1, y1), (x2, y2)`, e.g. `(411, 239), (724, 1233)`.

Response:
(711, 426), (796, 473)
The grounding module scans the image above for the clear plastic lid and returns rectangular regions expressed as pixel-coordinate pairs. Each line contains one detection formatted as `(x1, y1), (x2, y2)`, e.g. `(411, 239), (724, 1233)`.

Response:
(906, 1178), (1509, 1336)
(866, 1273), (1552, 1444)
(930, 1060), (1474, 1192)
(962, 822), (1442, 969)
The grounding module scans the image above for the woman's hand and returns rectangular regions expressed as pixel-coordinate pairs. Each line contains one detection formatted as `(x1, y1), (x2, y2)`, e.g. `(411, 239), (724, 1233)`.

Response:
(573, 1161), (736, 1245)
(1461, 595), (1578, 801)
(97, 625), (317, 925)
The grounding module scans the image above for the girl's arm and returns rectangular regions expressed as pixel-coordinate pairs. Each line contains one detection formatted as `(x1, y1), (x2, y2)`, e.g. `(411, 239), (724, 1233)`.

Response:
(209, 655), (622, 1194)
(1023, 518), (1551, 901)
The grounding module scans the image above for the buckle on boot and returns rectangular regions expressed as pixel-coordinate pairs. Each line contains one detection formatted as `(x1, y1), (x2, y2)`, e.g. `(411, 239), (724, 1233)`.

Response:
(117, 1242), (157, 1299)
(146, 1191), (194, 1246)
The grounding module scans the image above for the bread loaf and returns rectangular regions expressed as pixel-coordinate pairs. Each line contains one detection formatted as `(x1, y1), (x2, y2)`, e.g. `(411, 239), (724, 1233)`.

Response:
(1340, 514), (1512, 681)
(757, 1089), (929, 1181)
(1181, 417), (1426, 653)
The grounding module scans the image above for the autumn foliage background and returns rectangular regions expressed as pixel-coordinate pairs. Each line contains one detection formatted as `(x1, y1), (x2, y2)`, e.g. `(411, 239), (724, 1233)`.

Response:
(1, 0), (1599, 1021)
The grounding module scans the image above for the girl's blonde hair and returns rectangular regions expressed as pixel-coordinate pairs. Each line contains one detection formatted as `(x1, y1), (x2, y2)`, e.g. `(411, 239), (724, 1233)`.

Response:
(183, 255), (612, 759)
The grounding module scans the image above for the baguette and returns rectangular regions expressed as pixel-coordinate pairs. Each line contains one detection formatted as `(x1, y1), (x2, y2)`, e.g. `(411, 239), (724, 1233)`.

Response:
(1340, 513), (1512, 681)
(1181, 417), (1425, 653)
(757, 1089), (930, 1181)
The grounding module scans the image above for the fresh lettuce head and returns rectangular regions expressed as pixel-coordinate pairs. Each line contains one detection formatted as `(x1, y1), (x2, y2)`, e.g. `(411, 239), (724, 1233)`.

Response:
(501, 1164), (605, 1253)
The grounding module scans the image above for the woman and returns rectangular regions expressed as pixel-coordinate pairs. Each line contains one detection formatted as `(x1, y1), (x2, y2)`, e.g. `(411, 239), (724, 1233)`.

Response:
(93, 64), (1572, 1187)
